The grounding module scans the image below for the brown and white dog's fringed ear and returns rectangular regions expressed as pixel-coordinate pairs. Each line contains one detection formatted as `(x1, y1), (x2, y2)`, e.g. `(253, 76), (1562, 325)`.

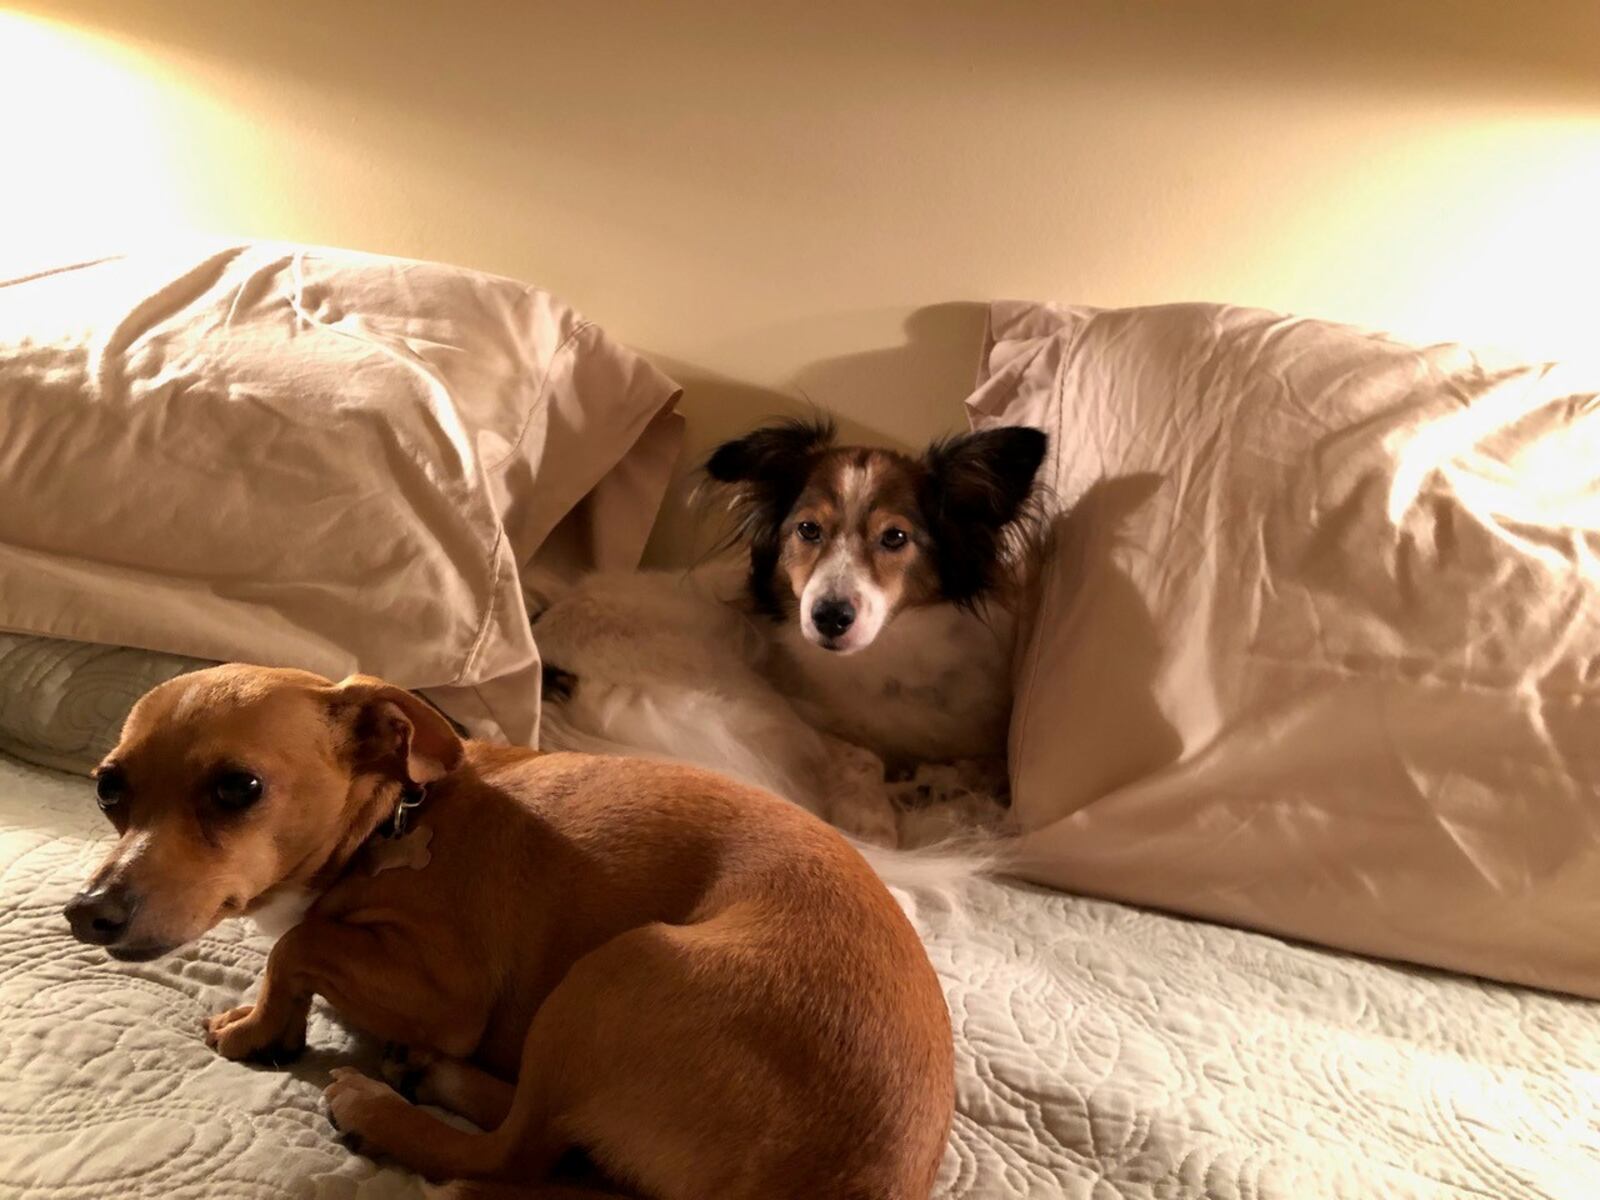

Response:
(325, 676), (464, 786)
(700, 415), (838, 615)
(702, 414), (837, 489)
(919, 426), (1048, 606)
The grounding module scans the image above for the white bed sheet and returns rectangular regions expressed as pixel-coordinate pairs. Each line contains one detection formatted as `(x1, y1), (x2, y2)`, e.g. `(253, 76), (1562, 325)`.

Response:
(2, 752), (1597, 1199)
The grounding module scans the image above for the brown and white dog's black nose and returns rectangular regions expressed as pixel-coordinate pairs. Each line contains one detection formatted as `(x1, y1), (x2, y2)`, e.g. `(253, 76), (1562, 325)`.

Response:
(64, 884), (139, 946)
(811, 598), (857, 640)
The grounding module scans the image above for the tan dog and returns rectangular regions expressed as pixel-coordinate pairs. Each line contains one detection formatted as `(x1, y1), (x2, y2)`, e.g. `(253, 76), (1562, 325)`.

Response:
(63, 664), (954, 1199)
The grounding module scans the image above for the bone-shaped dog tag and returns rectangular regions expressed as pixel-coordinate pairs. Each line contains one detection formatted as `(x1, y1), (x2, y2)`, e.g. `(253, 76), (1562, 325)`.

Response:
(367, 825), (433, 875)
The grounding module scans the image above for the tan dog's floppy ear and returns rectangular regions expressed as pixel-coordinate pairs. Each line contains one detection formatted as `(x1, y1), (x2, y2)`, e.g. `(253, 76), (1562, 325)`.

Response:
(325, 675), (464, 785)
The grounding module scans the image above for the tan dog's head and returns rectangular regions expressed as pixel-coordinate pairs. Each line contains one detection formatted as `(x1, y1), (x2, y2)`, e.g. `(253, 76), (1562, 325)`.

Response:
(706, 418), (1047, 653)
(63, 664), (461, 961)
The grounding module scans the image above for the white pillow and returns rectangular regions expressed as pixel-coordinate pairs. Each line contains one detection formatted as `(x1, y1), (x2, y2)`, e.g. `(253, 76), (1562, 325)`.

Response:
(974, 299), (1600, 997)
(0, 244), (682, 742)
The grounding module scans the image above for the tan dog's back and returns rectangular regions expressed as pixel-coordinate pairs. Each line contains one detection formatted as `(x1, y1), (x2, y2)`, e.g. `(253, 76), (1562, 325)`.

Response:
(412, 749), (955, 1198)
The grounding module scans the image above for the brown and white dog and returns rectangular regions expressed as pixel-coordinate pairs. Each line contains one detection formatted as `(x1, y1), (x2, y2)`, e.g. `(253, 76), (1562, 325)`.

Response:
(63, 664), (955, 1199)
(530, 418), (1047, 848)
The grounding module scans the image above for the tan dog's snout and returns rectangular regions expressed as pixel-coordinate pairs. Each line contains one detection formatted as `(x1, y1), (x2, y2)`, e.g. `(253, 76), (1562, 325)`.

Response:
(64, 822), (244, 960)
(63, 880), (140, 949)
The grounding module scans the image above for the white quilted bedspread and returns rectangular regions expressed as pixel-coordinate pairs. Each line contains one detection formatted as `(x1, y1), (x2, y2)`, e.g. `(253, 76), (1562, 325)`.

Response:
(3, 754), (1598, 1200)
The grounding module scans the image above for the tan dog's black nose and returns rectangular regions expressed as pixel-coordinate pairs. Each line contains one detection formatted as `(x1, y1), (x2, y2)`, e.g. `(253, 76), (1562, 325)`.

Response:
(64, 885), (138, 946)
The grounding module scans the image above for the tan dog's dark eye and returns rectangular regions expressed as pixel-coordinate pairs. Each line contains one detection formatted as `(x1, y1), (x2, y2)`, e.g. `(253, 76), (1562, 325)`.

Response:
(879, 528), (909, 550)
(796, 521), (823, 543)
(94, 767), (127, 810)
(213, 770), (263, 811)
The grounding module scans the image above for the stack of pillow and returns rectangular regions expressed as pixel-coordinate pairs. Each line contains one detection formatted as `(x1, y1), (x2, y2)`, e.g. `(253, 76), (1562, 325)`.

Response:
(0, 242), (683, 755)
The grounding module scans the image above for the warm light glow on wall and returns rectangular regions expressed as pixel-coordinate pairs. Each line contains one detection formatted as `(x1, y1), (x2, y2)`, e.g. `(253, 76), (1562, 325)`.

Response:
(2, 1), (1598, 561)
(1295, 115), (1600, 362)
(0, 12), (199, 274)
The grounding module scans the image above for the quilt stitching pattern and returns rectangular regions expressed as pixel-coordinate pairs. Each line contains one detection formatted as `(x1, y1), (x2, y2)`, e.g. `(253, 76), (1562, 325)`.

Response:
(2, 756), (1598, 1199)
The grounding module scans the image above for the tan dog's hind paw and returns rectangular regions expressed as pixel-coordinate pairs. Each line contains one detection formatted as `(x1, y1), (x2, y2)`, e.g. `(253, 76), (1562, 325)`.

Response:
(203, 1003), (306, 1064)
(379, 1041), (438, 1102)
(379, 1044), (516, 1131)
(326, 1066), (407, 1141)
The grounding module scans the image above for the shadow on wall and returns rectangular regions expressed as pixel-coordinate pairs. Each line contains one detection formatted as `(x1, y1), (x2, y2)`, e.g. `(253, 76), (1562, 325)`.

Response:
(788, 302), (990, 441)
(640, 301), (991, 566)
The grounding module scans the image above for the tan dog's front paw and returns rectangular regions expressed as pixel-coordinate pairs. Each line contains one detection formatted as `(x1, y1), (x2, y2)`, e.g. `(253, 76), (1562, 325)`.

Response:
(204, 1003), (305, 1064)
(326, 1067), (407, 1142)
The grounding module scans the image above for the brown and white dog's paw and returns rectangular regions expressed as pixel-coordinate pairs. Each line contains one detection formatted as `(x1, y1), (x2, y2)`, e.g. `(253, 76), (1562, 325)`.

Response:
(886, 757), (1015, 847)
(889, 758), (1010, 812)
(827, 742), (901, 846)
(829, 798), (901, 847)
(203, 1003), (306, 1064)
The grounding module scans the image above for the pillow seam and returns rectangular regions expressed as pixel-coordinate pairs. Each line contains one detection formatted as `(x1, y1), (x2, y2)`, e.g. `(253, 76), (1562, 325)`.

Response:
(485, 320), (594, 473)
(457, 527), (511, 686)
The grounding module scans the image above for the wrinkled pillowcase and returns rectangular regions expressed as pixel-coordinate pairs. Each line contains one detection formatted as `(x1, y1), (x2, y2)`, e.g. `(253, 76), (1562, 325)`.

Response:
(972, 299), (1600, 998)
(0, 243), (683, 744)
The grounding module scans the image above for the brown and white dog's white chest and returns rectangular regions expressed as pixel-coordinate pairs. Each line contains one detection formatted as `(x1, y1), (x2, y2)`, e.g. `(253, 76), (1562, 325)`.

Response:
(768, 602), (1015, 765)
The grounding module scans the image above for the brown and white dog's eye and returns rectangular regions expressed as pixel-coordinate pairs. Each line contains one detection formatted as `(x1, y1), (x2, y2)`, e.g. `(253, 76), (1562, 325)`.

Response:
(879, 527), (909, 551)
(796, 520), (823, 543)
(212, 770), (264, 812)
(93, 766), (128, 811)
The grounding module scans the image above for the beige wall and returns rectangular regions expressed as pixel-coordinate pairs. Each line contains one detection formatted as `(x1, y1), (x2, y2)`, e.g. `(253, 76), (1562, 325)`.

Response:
(5, 0), (1600, 562)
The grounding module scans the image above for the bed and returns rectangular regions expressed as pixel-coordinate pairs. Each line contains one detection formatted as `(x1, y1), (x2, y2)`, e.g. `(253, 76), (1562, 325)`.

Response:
(3, 751), (1596, 1199)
